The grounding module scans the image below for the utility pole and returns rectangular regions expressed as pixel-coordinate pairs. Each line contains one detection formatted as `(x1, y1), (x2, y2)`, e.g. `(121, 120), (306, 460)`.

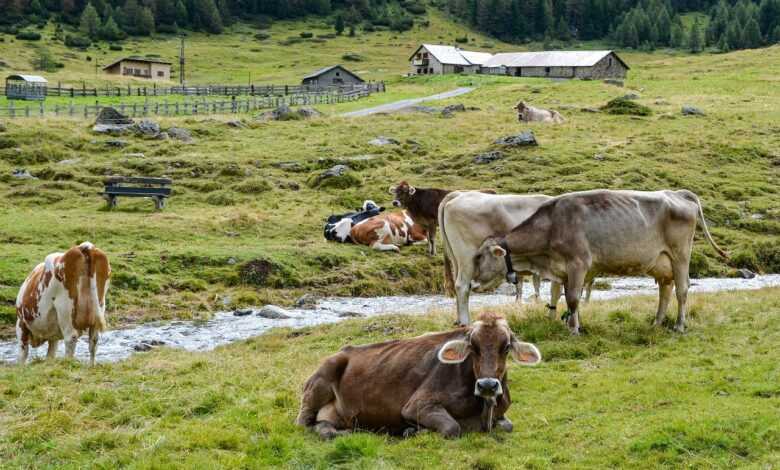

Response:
(179, 36), (185, 85)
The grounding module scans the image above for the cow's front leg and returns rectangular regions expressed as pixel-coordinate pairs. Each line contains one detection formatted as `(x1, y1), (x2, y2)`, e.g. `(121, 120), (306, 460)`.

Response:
(402, 403), (461, 439)
(16, 320), (29, 366)
(515, 275), (524, 303)
(47, 340), (59, 360)
(55, 296), (78, 359)
(548, 282), (562, 320)
(314, 402), (350, 440)
(427, 225), (437, 256)
(532, 274), (541, 302)
(564, 265), (587, 335)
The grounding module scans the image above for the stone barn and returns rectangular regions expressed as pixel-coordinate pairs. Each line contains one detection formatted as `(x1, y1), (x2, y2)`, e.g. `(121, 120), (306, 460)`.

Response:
(301, 65), (364, 86)
(103, 57), (172, 80)
(482, 51), (628, 79)
(408, 44), (492, 75)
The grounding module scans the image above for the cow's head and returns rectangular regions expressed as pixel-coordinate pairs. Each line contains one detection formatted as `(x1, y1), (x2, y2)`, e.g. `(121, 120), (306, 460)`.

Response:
(438, 312), (541, 400)
(514, 101), (527, 112)
(388, 181), (416, 208)
(471, 236), (511, 290)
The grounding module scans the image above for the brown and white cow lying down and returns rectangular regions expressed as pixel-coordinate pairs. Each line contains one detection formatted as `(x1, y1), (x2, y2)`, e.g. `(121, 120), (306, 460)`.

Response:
(475, 190), (729, 334)
(296, 312), (541, 439)
(349, 210), (428, 252)
(514, 101), (565, 124)
(16, 242), (111, 365)
(389, 181), (451, 256)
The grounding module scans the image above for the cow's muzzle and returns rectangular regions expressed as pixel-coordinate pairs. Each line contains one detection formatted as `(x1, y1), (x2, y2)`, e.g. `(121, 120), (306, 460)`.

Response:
(475, 378), (503, 398)
(392, 200), (401, 207)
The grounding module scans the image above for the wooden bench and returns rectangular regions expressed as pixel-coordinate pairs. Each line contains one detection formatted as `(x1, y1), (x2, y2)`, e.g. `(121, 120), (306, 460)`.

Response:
(102, 176), (172, 210)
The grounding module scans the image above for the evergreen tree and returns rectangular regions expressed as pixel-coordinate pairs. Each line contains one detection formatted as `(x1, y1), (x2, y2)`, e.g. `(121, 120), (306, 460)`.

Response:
(175, 0), (188, 27)
(156, 0), (177, 25)
(626, 22), (639, 47)
(138, 6), (155, 34)
(556, 16), (571, 40)
(100, 15), (123, 39)
(670, 18), (685, 47)
(717, 32), (729, 50)
(192, 0), (222, 33)
(348, 24), (355, 36)
(657, 7), (671, 45)
(773, 24), (780, 42)
(688, 17), (703, 52)
(79, 2), (100, 38)
(759, 0), (780, 39)
(334, 13), (344, 34)
(726, 17), (742, 48)
(742, 17), (762, 46)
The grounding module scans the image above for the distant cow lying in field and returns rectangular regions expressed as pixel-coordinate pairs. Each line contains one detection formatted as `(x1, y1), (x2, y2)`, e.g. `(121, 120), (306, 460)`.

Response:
(296, 312), (541, 439)
(389, 181), (451, 256)
(350, 211), (428, 252)
(16, 242), (111, 365)
(324, 200), (385, 243)
(514, 101), (564, 123)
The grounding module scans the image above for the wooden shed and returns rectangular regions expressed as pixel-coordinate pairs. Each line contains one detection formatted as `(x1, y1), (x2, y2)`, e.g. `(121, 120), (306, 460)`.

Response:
(5, 74), (48, 101)
(301, 65), (364, 86)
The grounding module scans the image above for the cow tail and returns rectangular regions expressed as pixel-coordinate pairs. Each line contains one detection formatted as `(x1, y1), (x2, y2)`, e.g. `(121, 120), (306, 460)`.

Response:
(79, 243), (107, 331)
(684, 191), (729, 260)
(439, 193), (457, 297)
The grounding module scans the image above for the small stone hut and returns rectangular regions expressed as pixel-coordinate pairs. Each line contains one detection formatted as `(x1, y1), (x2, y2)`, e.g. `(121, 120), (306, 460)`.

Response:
(5, 74), (48, 100)
(301, 65), (364, 86)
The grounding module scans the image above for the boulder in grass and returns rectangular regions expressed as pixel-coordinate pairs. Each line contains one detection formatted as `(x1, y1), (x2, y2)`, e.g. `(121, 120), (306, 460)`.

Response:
(95, 107), (133, 126)
(682, 106), (705, 116)
(133, 119), (161, 137)
(474, 151), (504, 164)
(368, 136), (400, 146)
(494, 131), (538, 147)
(168, 127), (193, 142)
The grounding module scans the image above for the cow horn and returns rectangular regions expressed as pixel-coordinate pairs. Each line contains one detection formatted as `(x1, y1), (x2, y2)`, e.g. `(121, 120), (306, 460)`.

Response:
(408, 186), (416, 195)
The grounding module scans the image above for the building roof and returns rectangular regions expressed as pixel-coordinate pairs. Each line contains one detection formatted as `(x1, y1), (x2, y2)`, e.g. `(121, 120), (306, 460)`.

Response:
(102, 56), (172, 70)
(459, 50), (494, 65)
(302, 65), (364, 83)
(484, 50), (629, 69)
(5, 74), (48, 83)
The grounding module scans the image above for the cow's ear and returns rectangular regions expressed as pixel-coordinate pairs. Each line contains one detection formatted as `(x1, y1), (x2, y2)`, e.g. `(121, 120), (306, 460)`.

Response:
(408, 186), (416, 195)
(510, 341), (541, 366)
(438, 339), (470, 364)
(388, 185), (397, 195)
(489, 245), (507, 258)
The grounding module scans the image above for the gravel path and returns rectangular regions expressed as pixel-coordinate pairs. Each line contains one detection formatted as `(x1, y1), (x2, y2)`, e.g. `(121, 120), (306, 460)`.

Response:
(339, 87), (475, 117)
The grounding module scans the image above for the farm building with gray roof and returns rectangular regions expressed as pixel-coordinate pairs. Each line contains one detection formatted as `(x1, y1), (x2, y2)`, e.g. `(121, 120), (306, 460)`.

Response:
(409, 45), (628, 79)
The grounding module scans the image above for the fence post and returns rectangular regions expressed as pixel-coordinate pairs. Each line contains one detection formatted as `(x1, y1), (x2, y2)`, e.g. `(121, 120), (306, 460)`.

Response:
(39, 101), (44, 117)
(69, 102), (74, 117)
(9, 102), (14, 118)
(55, 104), (59, 116)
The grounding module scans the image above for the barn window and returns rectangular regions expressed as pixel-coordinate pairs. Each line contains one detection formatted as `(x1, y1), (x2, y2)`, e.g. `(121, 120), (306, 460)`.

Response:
(545, 67), (550, 75)
(157, 71), (164, 77)
(608, 57), (613, 67)
(429, 68), (433, 74)
(336, 71), (340, 76)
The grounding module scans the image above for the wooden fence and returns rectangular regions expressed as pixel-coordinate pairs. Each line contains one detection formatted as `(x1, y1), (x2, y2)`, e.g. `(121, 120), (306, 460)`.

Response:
(0, 87), (375, 119)
(0, 82), (384, 98)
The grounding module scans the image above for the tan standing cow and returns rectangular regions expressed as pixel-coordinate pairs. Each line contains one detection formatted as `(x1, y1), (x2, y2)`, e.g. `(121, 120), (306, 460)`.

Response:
(296, 312), (541, 439)
(16, 242), (111, 365)
(474, 190), (729, 334)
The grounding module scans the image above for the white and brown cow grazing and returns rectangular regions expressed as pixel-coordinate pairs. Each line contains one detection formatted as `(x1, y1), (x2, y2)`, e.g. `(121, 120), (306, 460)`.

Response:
(350, 211), (428, 252)
(296, 312), (541, 439)
(514, 101), (565, 124)
(475, 190), (729, 335)
(16, 242), (111, 365)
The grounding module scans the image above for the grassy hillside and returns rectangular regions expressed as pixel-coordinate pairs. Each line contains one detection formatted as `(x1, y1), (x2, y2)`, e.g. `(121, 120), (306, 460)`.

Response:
(0, 37), (779, 332)
(2, 288), (780, 467)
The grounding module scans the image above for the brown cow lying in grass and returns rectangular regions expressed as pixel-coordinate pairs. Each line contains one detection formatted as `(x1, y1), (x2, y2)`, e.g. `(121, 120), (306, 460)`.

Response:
(296, 312), (541, 439)
(515, 101), (565, 123)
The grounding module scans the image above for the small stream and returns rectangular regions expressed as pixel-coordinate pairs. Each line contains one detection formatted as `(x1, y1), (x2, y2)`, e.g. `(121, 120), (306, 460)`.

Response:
(2, 275), (779, 364)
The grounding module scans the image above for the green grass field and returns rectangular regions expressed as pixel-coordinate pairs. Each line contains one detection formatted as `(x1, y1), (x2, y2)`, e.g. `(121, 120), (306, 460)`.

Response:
(2, 289), (780, 468)
(1, 10), (780, 468)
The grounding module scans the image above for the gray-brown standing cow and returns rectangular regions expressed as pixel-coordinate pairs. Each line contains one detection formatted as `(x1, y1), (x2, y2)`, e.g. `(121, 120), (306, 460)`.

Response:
(296, 312), (541, 439)
(16, 242), (111, 365)
(474, 190), (728, 334)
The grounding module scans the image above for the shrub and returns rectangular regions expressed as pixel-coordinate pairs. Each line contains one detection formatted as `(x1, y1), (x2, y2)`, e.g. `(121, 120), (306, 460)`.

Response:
(755, 240), (780, 272)
(390, 15), (414, 32)
(455, 35), (468, 43)
(299, 31), (313, 38)
(341, 53), (365, 62)
(601, 97), (652, 116)
(205, 191), (237, 206)
(109, 44), (123, 51)
(65, 34), (91, 49)
(404, 2), (426, 14)
(16, 31), (41, 41)
(254, 32), (270, 40)
(235, 178), (272, 194)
